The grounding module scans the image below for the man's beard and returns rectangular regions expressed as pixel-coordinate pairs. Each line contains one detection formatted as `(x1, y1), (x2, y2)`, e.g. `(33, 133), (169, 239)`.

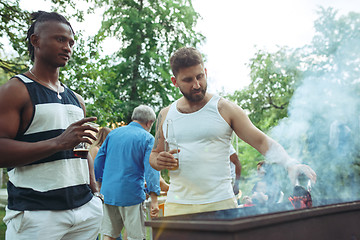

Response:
(180, 85), (207, 102)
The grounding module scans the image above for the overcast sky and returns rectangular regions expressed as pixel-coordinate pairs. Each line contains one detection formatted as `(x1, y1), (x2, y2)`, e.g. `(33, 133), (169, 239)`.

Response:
(19, 0), (360, 94)
(191, 0), (360, 93)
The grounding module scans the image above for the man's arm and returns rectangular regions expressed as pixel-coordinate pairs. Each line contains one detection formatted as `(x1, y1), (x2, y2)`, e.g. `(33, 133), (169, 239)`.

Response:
(149, 107), (178, 171)
(219, 98), (316, 184)
(0, 79), (57, 167)
(230, 153), (241, 180)
(93, 139), (107, 185)
(86, 153), (99, 193)
(149, 192), (159, 218)
(160, 175), (169, 192)
(144, 137), (160, 195)
(222, 100), (270, 156)
(0, 79), (97, 168)
(145, 136), (160, 218)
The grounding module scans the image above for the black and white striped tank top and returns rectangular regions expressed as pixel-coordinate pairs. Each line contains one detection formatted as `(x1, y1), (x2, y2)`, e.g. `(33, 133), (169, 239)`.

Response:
(7, 74), (93, 211)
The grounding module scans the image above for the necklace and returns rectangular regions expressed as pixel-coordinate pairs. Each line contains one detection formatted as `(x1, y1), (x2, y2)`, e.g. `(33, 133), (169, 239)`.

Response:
(29, 69), (62, 100)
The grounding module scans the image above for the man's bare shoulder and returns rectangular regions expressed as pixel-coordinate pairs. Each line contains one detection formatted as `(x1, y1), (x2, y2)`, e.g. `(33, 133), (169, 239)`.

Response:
(218, 97), (241, 111)
(218, 97), (248, 124)
(156, 105), (171, 127)
(0, 77), (29, 103)
(0, 77), (31, 139)
(152, 104), (173, 151)
(1, 76), (25, 89)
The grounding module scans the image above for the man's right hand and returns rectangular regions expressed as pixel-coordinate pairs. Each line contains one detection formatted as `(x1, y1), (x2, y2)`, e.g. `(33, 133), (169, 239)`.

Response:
(155, 149), (179, 170)
(55, 117), (98, 150)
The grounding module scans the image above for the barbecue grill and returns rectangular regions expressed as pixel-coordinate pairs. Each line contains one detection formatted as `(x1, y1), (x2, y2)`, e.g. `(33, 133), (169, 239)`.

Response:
(145, 200), (360, 240)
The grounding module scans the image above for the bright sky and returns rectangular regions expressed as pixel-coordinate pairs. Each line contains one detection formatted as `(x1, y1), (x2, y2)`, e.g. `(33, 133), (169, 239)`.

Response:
(191, 0), (360, 93)
(19, 0), (360, 94)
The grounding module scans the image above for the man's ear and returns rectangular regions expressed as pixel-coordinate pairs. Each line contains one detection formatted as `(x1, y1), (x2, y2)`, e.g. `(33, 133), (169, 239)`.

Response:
(171, 76), (178, 87)
(30, 34), (40, 48)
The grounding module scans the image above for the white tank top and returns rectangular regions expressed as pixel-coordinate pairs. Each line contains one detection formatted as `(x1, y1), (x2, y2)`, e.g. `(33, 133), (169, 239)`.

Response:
(163, 95), (235, 204)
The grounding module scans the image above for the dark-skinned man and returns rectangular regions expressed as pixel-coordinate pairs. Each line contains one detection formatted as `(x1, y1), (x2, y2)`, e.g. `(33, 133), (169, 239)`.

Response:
(0, 11), (102, 239)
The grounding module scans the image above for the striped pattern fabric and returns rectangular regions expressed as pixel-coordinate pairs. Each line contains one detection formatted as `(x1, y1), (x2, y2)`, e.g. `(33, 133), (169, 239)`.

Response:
(7, 74), (93, 211)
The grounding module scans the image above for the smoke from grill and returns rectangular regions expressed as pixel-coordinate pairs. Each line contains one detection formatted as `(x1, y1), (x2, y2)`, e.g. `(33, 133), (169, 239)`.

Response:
(264, 9), (360, 207)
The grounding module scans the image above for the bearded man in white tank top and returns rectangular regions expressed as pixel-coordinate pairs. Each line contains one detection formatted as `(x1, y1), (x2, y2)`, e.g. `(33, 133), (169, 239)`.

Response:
(150, 47), (317, 216)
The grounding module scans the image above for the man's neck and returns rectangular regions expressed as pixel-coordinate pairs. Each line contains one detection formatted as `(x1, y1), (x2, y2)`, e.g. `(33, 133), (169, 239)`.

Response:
(177, 93), (213, 114)
(133, 120), (150, 132)
(31, 62), (60, 83)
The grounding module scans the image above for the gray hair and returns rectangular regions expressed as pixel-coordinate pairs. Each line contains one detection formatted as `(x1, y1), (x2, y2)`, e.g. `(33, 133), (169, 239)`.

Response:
(131, 105), (156, 124)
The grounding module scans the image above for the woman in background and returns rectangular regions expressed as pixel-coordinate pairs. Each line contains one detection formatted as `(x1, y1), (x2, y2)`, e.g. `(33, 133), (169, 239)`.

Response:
(90, 127), (112, 161)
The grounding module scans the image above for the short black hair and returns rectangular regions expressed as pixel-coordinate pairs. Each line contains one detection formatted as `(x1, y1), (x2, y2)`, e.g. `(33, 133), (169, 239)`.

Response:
(26, 11), (74, 62)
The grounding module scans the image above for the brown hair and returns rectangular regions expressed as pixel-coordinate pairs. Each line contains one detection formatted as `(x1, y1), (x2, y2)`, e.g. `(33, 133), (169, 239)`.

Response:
(170, 47), (203, 77)
(93, 127), (111, 147)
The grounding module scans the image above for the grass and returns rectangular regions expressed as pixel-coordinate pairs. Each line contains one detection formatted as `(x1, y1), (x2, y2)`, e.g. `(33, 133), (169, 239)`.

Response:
(0, 207), (5, 240)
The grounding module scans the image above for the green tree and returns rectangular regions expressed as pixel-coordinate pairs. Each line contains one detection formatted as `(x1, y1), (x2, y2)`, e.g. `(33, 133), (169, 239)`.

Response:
(60, 33), (117, 126)
(226, 48), (302, 179)
(1, 0), (204, 126)
(0, 0), (30, 74)
(0, 0), (98, 85)
(90, 0), (205, 124)
(295, 8), (360, 199)
(230, 8), (360, 199)
(227, 47), (301, 131)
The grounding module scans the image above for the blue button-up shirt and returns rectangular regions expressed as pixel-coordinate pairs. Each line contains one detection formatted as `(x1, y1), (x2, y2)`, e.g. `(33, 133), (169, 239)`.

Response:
(94, 122), (160, 206)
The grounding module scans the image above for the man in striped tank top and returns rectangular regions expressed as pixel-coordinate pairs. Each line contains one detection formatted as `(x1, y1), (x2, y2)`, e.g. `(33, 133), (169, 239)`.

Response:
(150, 47), (317, 216)
(0, 11), (102, 239)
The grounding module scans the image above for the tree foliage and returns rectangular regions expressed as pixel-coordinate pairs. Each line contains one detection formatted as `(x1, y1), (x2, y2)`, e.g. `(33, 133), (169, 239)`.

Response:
(88, 0), (205, 124)
(227, 48), (302, 131)
(0, 0), (204, 126)
(294, 8), (360, 199)
(227, 47), (302, 180)
(0, 0), (30, 75)
(227, 8), (360, 199)
(59, 33), (117, 126)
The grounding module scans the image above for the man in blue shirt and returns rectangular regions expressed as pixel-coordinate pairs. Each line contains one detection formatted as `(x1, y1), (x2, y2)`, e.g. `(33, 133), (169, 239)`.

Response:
(95, 105), (160, 240)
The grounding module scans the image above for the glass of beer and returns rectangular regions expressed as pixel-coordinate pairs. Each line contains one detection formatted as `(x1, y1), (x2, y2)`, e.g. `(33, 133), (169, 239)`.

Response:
(73, 122), (99, 159)
(73, 142), (90, 158)
(165, 119), (179, 170)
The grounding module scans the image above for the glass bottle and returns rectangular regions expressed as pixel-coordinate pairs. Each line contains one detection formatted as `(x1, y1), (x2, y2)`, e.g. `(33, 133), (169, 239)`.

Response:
(165, 119), (179, 170)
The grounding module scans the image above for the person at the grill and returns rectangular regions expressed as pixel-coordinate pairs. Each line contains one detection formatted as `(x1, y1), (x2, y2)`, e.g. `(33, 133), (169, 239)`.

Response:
(0, 11), (103, 239)
(150, 47), (317, 216)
